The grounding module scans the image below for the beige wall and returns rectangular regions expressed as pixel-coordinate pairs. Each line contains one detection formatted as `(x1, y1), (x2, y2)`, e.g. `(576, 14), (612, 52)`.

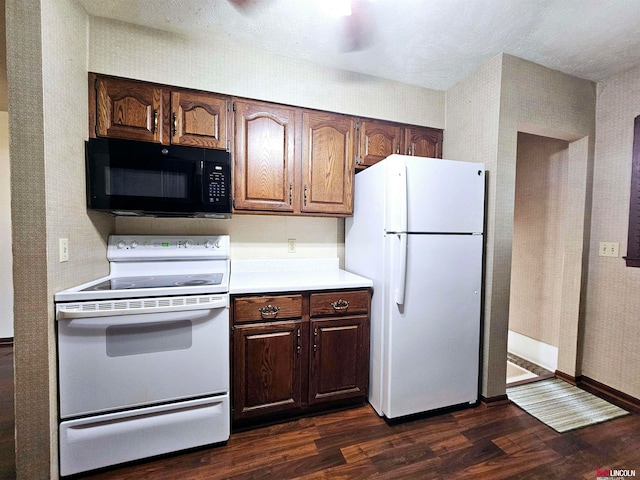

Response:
(501, 55), (595, 380)
(510, 133), (569, 348)
(445, 54), (595, 399)
(583, 64), (640, 399)
(7, 0), (113, 478)
(0, 111), (12, 338)
(443, 54), (505, 398)
(88, 18), (445, 129)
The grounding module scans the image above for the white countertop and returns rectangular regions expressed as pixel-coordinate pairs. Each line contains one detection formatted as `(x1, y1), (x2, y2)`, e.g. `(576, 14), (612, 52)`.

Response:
(229, 258), (373, 294)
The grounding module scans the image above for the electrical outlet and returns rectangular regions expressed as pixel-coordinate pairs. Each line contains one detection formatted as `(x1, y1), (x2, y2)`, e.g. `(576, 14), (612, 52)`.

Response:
(287, 238), (296, 254)
(59, 238), (69, 262)
(598, 241), (619, 257)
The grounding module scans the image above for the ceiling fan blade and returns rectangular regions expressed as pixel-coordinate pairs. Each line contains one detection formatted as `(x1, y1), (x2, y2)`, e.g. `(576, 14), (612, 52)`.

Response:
(227, 0), (268, 13)
(342, 0), (374, 51)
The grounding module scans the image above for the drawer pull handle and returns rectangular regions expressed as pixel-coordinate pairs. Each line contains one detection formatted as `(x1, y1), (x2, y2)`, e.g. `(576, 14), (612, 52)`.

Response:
(259, 304), (280, 319)
(331, 299), (349, 311)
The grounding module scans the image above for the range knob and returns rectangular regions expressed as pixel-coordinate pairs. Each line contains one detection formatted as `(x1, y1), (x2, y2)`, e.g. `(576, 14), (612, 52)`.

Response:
(205, 239), (215, 248)
(117, 241), (126, 249)
(130, 241), (139, 249)
(185, 240), (193, 248)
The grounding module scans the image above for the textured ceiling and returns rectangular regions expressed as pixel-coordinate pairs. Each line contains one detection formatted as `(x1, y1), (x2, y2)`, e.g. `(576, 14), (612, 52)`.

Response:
(77, 0), (640, 90)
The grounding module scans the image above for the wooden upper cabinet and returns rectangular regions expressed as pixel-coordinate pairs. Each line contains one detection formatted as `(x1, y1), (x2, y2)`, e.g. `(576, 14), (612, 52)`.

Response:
(170, 90), (228, 149)
(301, 111), (355, 215)
(95, 75), (168, 143)
(403, 125), (443, 158)
(233, 100), (297, 212)
(357, 120), (402, 168)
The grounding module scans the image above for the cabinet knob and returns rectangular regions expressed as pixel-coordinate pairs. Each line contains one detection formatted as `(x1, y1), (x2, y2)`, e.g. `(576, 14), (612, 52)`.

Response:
(331, 299), (349, 312)
(258, 304), (280, 319)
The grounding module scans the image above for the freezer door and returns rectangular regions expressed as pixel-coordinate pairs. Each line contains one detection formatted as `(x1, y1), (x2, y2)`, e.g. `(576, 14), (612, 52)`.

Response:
(383, 233), (482, 419)
(386, 155), (485, 234)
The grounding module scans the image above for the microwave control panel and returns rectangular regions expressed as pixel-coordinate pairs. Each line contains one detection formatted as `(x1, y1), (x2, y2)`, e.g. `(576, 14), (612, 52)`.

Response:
(205, 163), (230, 206)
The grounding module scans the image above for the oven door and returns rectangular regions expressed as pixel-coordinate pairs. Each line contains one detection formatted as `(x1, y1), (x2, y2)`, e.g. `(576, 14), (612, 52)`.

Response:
(57, 294), (229, 419)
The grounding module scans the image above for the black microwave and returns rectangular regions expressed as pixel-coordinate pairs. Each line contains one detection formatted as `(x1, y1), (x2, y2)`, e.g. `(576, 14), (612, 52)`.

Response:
(86, 137), (232, 218)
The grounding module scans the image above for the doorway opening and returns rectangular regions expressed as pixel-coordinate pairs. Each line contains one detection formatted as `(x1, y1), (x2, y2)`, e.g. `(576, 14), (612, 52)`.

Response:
(507, 132), (569, 385)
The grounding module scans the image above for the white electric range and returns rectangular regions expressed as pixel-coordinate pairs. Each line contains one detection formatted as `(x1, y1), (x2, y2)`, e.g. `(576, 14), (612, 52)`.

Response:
(55, 235), (231, 477)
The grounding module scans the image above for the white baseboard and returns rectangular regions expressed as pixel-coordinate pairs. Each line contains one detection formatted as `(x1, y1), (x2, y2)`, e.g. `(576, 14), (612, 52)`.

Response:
(507, 330), (558, 372)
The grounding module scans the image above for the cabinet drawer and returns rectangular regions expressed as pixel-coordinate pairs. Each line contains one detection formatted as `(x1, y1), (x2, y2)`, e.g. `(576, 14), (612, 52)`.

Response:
(310, 290), (370, 317)
(234, 295), (303, 324)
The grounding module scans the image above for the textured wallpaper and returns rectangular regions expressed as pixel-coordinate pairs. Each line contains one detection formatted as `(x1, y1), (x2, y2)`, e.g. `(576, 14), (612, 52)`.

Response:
(584, 64), (640, 398)
(444, 54), (505, 399)
(7, 0), (113, 478)
(88, 17), (446, 129)
(445, 54), (595, 399)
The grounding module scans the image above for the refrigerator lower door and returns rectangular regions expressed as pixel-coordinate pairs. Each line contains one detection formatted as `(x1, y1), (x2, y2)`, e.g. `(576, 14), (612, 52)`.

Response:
(383, 234), (482, 419)
(59, 395), (229, 476)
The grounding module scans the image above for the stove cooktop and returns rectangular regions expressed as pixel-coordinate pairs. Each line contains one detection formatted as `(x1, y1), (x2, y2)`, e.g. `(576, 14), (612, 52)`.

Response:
(82, 274), (224, 292)
(54, 235), (231, 303)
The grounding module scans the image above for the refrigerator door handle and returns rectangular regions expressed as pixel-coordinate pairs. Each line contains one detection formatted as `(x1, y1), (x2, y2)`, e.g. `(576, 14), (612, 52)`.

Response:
(394, 233), (408, 305)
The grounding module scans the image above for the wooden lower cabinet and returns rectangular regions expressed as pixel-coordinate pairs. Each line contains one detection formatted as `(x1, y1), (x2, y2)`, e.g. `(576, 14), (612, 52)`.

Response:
(233, 320), (303, 419)
(231, 289), (371, 424)
(309, 316), (369, 404)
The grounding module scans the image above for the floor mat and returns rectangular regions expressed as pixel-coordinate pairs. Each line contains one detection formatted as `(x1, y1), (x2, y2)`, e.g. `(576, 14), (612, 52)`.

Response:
(507, 378), (629, 433)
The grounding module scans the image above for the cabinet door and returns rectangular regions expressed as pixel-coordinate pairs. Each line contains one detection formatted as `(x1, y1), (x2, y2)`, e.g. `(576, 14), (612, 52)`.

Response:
(233, 321), (302, 420)
(309, 316), (369, 404)
(357, 120), (402, 168)
(301, 111), (355, 215)
(233, 100), (297, 212)
(403, 126), (443, 158)
(170, 91), (228, 149)
(95, 76), (169, 143)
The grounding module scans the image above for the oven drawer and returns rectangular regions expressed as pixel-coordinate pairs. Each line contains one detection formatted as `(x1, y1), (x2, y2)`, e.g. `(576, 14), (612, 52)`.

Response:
(234, 294), (302, 323)
(59, 395), (229, 476)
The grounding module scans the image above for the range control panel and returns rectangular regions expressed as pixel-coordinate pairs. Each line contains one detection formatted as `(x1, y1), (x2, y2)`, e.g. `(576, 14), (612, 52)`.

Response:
(107, 235), (230, 261)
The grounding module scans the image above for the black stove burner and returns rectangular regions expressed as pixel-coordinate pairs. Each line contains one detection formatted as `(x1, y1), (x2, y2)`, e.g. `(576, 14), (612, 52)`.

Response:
(83, 273), (224, 292)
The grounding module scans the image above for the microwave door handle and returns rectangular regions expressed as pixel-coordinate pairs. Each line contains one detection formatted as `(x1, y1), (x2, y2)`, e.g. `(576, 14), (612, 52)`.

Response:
(200, 160), (206, 204)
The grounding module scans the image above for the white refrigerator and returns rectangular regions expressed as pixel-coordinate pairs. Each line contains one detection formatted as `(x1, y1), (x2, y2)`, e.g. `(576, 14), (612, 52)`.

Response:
(345, 154), (485, 419)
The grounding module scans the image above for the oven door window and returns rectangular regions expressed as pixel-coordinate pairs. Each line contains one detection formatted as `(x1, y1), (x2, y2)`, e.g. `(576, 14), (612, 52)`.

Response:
(106, 320), (192, 357)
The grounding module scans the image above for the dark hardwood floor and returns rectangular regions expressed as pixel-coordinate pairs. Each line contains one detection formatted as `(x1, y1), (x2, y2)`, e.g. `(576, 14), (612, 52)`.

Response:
(0, 345), (15, 480)
(2, 344), (639, 479)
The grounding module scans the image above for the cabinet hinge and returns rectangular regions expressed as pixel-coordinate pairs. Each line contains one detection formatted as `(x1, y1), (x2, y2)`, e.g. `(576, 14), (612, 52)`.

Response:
(226, 100), (231, 112)
(227, 139), (231, 151)
(355, 122), (360, 130)
(232, 198), (236, 209)
(232, 102), (236, 112)
(355, 155), (360, 164)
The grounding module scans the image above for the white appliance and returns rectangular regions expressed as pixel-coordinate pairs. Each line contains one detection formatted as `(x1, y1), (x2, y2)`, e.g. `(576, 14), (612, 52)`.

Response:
(345, 155), (485, 420)
(55, 235), (231, 476)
